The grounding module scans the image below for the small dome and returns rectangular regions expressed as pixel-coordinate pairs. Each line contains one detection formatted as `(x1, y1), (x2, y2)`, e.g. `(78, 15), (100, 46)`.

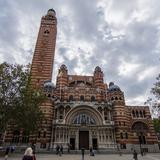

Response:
(47, 8), (56, 16)
(44, 80), (55, 92)
(95, 66), (101, 72)
(60, 64), (67, 70)
(108, 82), (121, 92)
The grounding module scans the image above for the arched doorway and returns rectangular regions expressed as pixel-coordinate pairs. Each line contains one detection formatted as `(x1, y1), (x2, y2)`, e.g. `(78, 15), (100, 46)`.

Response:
(65, 105), (103, 150)
(72, 113), (96, 149)
(132, 121), (149, 151)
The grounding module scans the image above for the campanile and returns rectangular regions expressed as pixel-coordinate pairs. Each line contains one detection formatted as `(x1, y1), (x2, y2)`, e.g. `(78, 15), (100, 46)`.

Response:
(31, 9), (57, 86)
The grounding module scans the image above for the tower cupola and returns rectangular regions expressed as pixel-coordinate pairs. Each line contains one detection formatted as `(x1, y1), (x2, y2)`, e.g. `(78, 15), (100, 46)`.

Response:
(47, 8), (56, 17)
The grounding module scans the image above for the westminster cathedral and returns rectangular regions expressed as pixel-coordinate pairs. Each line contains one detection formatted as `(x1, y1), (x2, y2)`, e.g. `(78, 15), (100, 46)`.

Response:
(4, 9), (159, 152)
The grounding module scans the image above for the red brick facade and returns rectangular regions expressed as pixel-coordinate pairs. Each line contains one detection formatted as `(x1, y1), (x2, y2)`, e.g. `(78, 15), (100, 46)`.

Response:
(4, 9), (159, 152)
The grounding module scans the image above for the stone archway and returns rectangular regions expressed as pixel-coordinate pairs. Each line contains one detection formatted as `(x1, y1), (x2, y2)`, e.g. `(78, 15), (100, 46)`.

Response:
(64, 105), (103, 149)
(65, 105), (103, 125)
(131, 121), (149, 145)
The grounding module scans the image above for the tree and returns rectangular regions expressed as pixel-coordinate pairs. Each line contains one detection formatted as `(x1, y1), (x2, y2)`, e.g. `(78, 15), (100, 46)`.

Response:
(153, 118), (160, 133)
(146, 74), (160, 118)
(0, 62), (46, 140)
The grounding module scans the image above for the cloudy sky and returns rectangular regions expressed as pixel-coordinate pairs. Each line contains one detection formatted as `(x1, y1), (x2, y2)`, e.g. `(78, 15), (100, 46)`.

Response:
(0, 0), (160, 105)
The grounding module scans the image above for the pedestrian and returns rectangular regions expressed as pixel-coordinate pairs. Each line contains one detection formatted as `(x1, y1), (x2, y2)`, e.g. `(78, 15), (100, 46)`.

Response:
(81, 148), (85, 160)
(133, 150), (138, 160)
(92, 149), (95, 156)
(31, 143), (36, 153)
(56, 145), (59, 155)
(67, 143), (70, 153)
(140, 149), (143, 156)
(89, 146), (92, 156)
(4, 146), (10, 160)
(58, 145), (63, 156)
(22, 147), (34, 160)
(10, 146), (15, 153)
(89, 146), (94, 156)
(60, 145), (63, 154)
(32, 150), (36, 160)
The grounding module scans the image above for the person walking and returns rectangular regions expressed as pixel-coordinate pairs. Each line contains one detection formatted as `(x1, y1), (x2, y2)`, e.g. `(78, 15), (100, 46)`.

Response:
(133, 150), (138, 160)
(56, 145), (59, 155)
(22, 147), (34, 160)
(81, 148), (85, 160)
(67, 143), (70, 153)
(4, 146), (10, 160)
(60, 145), (63, 154)
(32, 150), (36, 160)
(89, 146), (92, 156)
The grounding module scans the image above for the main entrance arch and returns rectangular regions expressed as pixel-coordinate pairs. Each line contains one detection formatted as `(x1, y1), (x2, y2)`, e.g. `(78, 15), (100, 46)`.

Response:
(53, 105), (115, 150)
(64, 105), (103, 149)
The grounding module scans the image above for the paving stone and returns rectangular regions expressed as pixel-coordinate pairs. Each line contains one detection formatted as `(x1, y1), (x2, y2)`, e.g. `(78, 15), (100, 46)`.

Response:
(0, 153), (160, 160)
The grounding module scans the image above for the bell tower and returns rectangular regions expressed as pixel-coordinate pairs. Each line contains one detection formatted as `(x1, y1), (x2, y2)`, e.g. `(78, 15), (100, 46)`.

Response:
(31, 9), (57, 86)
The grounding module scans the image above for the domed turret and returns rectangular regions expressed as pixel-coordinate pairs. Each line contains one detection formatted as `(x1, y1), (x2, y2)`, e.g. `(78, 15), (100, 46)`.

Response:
(107, 82), (125, 105)
(44, 80), (55, 93)
(108, 82), (121, 92)
(94, 66), (102, 72)
(60, 64), (67, 71)
(47, 8), (56, 17)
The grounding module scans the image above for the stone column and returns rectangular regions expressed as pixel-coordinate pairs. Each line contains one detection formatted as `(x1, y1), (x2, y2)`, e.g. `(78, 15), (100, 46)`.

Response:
(54, 128), (57, 144)
(89, 130), (92, 147)
(76, 129), (79, 150)
(63, 128), (64, 144)
(58, 128), (60, 143)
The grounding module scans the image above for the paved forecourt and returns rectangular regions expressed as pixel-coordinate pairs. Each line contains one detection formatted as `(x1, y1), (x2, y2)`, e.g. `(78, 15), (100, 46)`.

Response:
(0, 153), (160, 160)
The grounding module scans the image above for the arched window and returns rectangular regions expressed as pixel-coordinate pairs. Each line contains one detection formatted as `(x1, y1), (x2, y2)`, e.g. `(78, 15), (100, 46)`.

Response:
(132, 110), (135, 117)
(91, 96), (95, 102)
(140, 110), (143, 117)
(136, 110), (139, 117)
(72, 114), (96, 125)
(143, 110), (146, 117)
(80, 95), (84, 101)
(125, 132), (128, 139)
(44, 30), (50, 34)
(69, 95), (74, 101)
(115, 97), (118, 100)
(120, 132), (123, 139)
(111, 97), (114, 101)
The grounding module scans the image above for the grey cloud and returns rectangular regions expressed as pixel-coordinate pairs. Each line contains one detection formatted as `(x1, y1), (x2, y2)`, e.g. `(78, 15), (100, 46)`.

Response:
(0, 1), (21, 62)
(0, 0), (160, 105)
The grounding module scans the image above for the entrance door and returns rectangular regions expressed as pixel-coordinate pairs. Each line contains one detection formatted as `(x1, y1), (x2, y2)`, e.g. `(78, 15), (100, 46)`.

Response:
(79, 131), (89, 150)
(70, 138), (75, 150)
(92, 138), (98, 150)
